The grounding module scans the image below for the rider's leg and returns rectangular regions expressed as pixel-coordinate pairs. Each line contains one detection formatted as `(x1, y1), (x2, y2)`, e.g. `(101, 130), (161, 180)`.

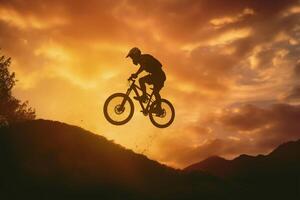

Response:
(139, 75), (151, 98)
(153, 86), (164, 115)
(139, 77), (147, 97)
(134, 75), (151, 102)
(153, 72), (165, 115)
(154, 91), (162, 108)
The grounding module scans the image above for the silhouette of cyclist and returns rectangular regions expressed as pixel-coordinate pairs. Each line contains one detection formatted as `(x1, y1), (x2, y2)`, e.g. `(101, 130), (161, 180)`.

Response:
(126, 47), (166, 116)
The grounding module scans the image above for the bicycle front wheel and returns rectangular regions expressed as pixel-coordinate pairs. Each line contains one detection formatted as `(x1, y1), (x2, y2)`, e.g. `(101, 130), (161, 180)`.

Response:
(149, 99), (175, 128)
(103, 93), (134, 125)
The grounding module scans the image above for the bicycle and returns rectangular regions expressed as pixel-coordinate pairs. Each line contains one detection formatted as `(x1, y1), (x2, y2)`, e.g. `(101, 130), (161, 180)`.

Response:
(103, 77), (175, 128)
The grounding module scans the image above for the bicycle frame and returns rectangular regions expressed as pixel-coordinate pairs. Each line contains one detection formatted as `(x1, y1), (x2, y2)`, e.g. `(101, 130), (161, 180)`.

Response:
(121, 79), (155, 116)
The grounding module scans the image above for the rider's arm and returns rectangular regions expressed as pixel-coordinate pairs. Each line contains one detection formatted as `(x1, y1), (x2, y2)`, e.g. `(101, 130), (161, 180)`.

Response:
(131, 66), (144, 79)
(134, 66), (144, 76)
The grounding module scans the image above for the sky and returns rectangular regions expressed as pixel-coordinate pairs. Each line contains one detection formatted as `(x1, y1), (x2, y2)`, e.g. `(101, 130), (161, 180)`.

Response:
(1, 0), (300, 168)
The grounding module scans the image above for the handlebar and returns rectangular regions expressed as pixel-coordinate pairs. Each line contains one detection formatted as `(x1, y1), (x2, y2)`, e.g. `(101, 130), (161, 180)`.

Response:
(128, 77), (135, 81)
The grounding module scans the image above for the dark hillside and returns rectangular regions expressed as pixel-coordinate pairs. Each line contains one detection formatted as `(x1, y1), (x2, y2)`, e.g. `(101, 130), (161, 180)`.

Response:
(0, 120), (232, 200)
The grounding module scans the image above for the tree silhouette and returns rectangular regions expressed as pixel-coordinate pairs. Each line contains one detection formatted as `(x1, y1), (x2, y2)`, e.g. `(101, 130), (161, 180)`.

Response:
(0, 53), (35, 126)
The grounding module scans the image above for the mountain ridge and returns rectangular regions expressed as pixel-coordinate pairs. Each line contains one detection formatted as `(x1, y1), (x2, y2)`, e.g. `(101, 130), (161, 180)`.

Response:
(185, 139), (300, 199)
(185, 139), (300, 174)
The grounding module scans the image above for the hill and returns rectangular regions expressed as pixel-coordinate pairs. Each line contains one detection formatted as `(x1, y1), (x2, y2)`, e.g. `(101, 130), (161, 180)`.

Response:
(0, 120), (233, 200)
(185, 140), (300, 199)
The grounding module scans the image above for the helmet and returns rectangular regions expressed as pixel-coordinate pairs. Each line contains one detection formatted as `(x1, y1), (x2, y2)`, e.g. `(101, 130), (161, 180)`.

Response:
(126, 47), (141, 58)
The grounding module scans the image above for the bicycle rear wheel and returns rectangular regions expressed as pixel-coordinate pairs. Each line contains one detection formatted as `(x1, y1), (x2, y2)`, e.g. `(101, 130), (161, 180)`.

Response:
(149, 99), (175, 128)
(103, 93), (134, 125)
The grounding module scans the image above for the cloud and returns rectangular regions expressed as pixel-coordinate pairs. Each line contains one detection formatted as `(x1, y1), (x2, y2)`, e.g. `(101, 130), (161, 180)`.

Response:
(0, 6), (67, 30)
(1, 0), (299, 93)
(295, 63), (300, 76)
(284, 86), (300, 101)
(216, 103), (300, 148)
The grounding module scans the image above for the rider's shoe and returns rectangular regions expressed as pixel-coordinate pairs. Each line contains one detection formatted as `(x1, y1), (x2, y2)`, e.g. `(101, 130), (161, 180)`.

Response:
(134, 95), (148, 103)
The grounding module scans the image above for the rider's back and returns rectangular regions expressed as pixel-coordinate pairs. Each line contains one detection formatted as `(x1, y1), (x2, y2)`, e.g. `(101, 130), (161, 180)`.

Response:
(139, 54), (163, 74)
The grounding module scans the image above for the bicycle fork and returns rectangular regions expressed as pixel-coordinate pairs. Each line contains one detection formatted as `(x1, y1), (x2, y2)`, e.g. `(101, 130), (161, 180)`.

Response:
(120, 87), (132, 108)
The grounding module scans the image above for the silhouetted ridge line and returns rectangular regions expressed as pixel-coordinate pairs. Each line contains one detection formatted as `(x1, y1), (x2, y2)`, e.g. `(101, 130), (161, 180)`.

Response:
(185, 139), (300, 199)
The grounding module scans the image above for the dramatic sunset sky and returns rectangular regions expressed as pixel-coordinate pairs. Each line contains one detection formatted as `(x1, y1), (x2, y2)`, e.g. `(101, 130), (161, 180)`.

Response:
(1, 0), (300, 168)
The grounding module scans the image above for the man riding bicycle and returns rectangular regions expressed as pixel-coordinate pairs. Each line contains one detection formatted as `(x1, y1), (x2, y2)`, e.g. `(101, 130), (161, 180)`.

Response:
(126, 47), (166, 116)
